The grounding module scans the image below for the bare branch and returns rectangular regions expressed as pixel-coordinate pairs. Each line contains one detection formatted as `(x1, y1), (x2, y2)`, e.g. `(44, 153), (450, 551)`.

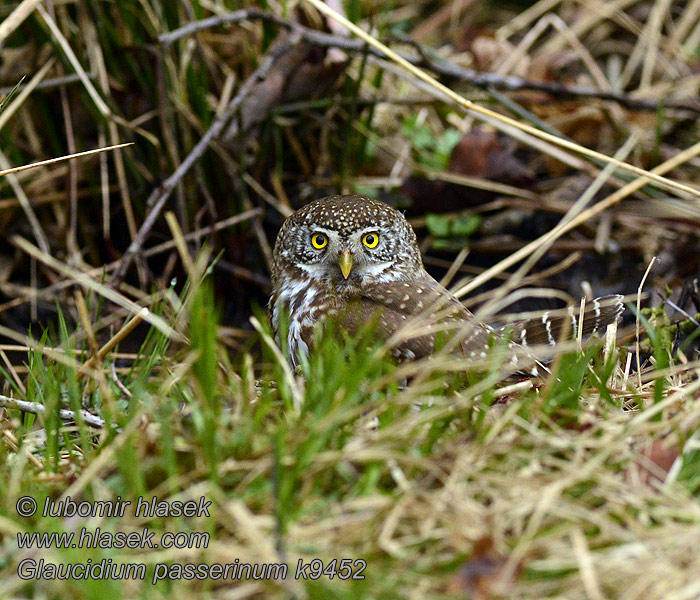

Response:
(0, 394), (105, 428)
(110, 35), (300, 285)
(158, 8), (700, 114)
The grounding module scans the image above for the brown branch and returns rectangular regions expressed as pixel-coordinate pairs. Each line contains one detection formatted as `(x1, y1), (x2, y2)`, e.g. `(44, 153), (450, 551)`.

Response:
(158, 8), (700, 114)
(110, 36), (299, 285)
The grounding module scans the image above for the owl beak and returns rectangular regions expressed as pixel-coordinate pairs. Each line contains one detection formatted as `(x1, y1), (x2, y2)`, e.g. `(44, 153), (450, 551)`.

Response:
(338, 249), (354, 279)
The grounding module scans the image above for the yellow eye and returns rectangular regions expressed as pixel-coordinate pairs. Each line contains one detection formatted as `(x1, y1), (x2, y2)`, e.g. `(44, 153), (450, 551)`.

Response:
(362, 232), (379, 248)
(311, 233), (328, 249)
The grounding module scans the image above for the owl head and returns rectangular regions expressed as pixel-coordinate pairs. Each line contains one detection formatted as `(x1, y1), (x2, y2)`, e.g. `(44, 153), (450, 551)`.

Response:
(271, 195), (424, 288)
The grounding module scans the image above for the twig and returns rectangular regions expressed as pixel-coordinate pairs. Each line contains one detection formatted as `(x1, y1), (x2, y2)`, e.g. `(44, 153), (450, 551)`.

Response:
(0, 148), (50, 255)
(666, 300), (700, 327)
(308, 0), (700, 199)
(0, 59), (54, 132)
(0, 143), (133, 178)
(452, 136), (700, 300)
(158, 8), (700, 114)
(75, 307), (149, 382)
(36, 4), (111, 118)
(0, 0), (43, 47)
(110, 36), (299, 285)
(217, 260), (272, 291)
(0, 394), (105, 429)
(13, 235), (179, 341)
(141, 208), (263, 258)
(0, 209), (262, 317)
(637, 257), (657, 388)
(0, 73), (89, 95)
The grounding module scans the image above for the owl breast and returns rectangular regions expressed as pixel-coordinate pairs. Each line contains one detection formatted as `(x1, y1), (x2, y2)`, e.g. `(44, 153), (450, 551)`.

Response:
(271, 278), (332, 367)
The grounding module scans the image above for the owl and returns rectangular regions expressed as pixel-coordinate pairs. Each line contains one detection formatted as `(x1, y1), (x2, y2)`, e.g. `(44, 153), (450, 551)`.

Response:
(270, 194), (622, 368)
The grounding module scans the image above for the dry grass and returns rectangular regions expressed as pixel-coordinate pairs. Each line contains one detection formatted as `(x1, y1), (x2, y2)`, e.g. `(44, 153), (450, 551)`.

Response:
(1, 0), (700, 598)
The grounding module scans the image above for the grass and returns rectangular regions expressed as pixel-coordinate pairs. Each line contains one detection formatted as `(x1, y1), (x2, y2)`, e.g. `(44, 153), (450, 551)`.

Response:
(1, 0), (700, 598)
(2, 270), (700, 598)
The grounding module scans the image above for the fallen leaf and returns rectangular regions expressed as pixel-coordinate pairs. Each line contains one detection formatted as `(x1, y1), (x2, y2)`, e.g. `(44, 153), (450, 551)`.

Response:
(449, 128), (534, 187)
(447, 536), (521, 599)
(631, 440), (680, 486)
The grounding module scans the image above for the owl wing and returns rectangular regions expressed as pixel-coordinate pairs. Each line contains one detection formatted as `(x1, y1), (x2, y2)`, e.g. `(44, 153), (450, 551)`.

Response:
(338, 274), (493, 359)
(338, 277), (624, 366)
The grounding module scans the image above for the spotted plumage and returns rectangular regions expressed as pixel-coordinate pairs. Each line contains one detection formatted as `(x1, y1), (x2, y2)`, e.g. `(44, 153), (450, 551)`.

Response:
(270, 194), (623, 368)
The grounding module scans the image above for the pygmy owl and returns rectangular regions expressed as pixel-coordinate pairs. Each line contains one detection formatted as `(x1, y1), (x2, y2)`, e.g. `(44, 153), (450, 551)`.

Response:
(270, 194), (622, 368)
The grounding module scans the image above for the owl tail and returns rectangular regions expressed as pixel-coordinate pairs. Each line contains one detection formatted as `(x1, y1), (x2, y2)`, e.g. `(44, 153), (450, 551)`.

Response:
(504, 294), (625, 348)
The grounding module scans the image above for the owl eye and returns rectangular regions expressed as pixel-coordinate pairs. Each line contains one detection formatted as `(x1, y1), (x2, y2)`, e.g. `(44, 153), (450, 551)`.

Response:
(311, 233), (328, 249)
(362, 232), (379, 248)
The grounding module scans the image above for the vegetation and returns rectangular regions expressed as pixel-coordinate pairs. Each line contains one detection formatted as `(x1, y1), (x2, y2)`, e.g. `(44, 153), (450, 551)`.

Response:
(1, 0), (700, 598)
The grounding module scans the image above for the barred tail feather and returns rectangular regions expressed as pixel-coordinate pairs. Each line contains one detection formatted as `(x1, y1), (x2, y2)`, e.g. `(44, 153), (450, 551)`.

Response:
(510, 294), (624, 347)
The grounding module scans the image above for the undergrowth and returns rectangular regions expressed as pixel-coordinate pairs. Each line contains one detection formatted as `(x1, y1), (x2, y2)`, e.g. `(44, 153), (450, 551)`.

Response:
(1, 272), (699, 598)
